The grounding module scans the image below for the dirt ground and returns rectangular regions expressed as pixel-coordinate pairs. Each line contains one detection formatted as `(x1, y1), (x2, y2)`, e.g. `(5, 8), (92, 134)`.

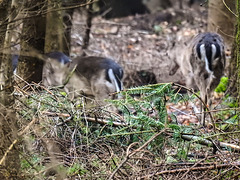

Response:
(70, 2), (208, 88)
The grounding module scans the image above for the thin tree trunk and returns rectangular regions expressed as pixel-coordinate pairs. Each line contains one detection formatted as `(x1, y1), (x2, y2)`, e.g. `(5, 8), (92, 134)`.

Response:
(229, 1), (240, 100)
(81, 4), (93, 56)
(63, 8), (74, 56)
(18, 0), (46, 84)
(207, 0), (236, 49)
(0, 1), (15, 105)
(0, 0), (21, 178)
(45, 0), (68, 54)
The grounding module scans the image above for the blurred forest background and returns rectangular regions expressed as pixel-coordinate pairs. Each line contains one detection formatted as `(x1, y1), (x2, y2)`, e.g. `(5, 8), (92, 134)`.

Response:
(0, 0), (239, 179)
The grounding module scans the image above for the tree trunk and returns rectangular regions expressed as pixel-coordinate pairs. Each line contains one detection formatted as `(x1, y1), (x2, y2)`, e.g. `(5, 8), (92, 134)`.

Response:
(18, 0), (46, 84)
(207, 0), (236, 49)
(0, 105), (20, 179)
(0, 0), (21, 179)
(81, 3), (93, 54)
(229, 1), (240, 99)
(45, 0), (70, 54)
(63, 8), (74, 56)
(0, 0), (16, 105)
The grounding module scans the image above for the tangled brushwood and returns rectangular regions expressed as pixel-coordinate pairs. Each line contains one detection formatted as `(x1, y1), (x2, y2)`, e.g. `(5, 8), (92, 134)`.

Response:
(13, 83), (240, 179)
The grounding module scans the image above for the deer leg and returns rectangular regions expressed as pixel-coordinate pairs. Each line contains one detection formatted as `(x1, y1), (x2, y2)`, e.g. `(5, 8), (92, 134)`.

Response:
(185, 75), (202, 123)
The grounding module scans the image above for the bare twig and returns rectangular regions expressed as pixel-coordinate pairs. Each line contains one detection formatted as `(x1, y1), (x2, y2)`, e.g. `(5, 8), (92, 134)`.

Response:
(42, 111), (126, 127)
(170, 105), (196, 118)
(222, 0), (237, 17)
(108, 129), (167, 180)
(140, 162), (240, 179)
(0, 117), (38, 165)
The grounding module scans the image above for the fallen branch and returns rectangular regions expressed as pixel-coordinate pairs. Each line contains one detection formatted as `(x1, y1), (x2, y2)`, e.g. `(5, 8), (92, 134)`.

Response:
(139, 162), (240, 179)
(42, 111), (126, 127)
(181, 134), (240, 152)
(84, 117), (126, 127)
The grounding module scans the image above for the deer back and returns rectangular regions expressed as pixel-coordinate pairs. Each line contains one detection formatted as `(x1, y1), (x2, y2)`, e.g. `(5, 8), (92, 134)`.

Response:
(190, 32), (225, 93)
(66, 56), (124, 100)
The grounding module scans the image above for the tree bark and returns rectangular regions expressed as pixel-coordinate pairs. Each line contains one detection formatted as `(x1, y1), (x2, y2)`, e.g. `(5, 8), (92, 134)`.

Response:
(62, 8), (74, 56)
(45, 0), (70, 54)
(207, 0), (236, 49)
(0, 0), (16, 105)
(229, 1), (240, 99)
(18, 0), (46, 84)
(0, 0), (21, 179)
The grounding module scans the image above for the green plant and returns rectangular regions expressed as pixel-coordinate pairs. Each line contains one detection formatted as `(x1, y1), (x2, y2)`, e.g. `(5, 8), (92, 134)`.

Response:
(67, 163), (88, 176)
(109, 83), (196, 154)
(16, 82), (240, 179)
(215, 77), (228, 93)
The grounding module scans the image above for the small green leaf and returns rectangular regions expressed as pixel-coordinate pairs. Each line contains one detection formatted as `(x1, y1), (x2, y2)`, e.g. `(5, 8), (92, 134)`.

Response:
(60, 91), (67, 96)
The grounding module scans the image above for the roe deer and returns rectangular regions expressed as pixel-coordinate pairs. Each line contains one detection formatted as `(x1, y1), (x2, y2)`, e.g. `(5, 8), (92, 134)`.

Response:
(42, 55), (124, 104)
(169, 32), (226, 126)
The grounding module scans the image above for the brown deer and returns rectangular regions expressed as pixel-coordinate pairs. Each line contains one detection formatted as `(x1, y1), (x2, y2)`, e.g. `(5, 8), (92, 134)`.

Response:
(169, 32), (226, 126)
(42, 55), (124, 104)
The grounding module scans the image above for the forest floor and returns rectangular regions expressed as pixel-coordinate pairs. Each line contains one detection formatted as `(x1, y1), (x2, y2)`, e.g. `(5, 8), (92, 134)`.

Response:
(14, 2), (239, 180)
(71, 3), (208, 86)
(70, 3), (219, 126)
(71, 2), (207, 84)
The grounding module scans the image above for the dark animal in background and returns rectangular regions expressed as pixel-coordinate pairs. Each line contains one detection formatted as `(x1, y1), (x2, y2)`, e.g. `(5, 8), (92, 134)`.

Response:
(124, 70), (157, 88)
(42, 55), (124, 103)
(96, 0), (149, 19)
(169, 32), (226, 125)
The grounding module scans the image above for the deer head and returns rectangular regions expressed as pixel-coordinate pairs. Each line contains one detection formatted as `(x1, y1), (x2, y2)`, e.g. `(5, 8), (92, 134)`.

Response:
(66, 56), (124, 102)
(42, 52), (71, 87)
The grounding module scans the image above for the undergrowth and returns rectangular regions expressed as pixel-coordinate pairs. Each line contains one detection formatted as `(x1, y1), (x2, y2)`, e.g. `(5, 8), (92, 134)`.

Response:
(15, 83), (240, 179)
